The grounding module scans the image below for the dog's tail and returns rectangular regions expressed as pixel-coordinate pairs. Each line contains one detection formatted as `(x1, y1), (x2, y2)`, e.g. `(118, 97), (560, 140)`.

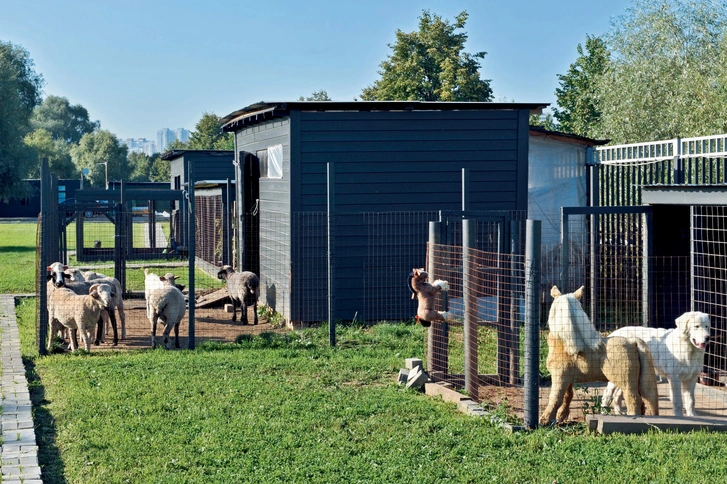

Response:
(633, 338), (659, 416)
(408, 272), (417, 300)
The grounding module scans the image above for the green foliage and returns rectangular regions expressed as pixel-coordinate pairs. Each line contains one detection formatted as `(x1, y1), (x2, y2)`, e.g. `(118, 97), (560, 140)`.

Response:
(0, 40), (44, 201)
(30, 95), (99, 144)
(186, 112), (234, 151)
(71, 129), (131, 187)
(298, 89), (332, 101)
(529, 112), (559, 131)
(257, 304), (286, 328)
(554, 0), (727, 143)
(361, 10), (492, 102)
(24, 128), (77, 178)
(553, 35), (610, 138)
(596, 0), (727, 143)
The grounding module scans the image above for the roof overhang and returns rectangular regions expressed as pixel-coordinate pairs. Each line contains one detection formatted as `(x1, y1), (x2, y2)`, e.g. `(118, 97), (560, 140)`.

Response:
(221, 101), (549, 132)
(642, 184), (727, 205)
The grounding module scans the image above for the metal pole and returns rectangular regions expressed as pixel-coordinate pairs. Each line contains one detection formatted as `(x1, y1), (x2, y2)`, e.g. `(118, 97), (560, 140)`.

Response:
(188, 159), (196, 349)
(461, 168), (470, 212)
(38, 158), (50, 355)
(327, 163), (336, 346)
(427, 221), (444, 372)
(560, 208), (570, 292)
(524, 219), (542, 429)
(463, 219), (478, 396)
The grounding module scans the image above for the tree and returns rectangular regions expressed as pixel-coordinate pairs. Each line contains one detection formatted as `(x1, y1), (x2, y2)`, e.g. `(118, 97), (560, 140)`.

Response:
(24, 129), (77, 179)
(0, 40), (44, 201)
(553, 35), (610, 138)
(596, 0), (727, 143)
(361, 10), (492, 101)
(298, 90), (332, 101)
(187, 112), (234, 151)
(30, 95), (99, 144)
(128, 151), (151, 182)
(529, 112), (559, 131)
(71, 130), (131, 188)
(149, 154), (170, 183)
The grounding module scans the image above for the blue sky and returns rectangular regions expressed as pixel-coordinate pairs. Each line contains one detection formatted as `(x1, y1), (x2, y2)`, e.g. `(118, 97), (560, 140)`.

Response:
(2, 0), (631, 141)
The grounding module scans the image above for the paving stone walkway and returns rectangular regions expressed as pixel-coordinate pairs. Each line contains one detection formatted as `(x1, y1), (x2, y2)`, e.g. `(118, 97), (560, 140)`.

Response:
(0, 295), (42, 483)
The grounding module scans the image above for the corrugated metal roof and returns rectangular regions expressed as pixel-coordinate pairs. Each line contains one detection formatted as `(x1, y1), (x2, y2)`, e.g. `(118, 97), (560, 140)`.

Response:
(221, 101), (549, 132)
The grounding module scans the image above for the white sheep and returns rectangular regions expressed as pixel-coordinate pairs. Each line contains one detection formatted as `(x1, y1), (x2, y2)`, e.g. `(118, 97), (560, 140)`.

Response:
(47, 262), (110, 346)
(147, 272), (186, 349)
(63, 267), (126, 343)
(47, 282), (115, 352)
(216, 265), (259, 325)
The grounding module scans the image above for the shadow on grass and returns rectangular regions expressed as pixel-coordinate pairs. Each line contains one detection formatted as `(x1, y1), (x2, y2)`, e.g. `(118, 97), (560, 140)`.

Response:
(1, 246), (36, 253)
(24, 356), (67, 484)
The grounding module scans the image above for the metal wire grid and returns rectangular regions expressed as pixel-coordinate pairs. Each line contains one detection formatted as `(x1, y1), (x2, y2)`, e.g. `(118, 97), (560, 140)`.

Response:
(427, 242), (526, 413)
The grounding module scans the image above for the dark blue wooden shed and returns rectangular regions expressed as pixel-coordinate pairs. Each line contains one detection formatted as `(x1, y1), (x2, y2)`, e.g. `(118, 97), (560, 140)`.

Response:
(221, 101), (546, 325)
(161, 149), (234, 247)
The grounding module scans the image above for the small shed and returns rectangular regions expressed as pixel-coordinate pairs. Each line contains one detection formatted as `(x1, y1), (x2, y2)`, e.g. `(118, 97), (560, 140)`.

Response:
(0, 179), (80, 218)
(221, 101), (550, 324)
(160, 150), (234, 247)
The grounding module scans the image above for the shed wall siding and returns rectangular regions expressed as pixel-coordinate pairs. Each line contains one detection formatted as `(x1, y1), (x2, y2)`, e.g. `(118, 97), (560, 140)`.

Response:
(235, 118), (293, 320)
(298, 110), (526, 213)
(292, 110), (528, 321)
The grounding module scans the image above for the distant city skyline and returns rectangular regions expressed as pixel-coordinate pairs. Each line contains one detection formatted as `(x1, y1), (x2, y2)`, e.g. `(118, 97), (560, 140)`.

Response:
(121, 127), (191, 156)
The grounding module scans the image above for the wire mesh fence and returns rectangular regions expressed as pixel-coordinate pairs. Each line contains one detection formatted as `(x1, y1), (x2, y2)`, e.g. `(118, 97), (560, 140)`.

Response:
(33, 158), (727, 424)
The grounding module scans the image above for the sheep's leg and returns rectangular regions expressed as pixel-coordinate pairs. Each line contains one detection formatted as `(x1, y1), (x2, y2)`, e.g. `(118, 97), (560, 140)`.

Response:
(107, 307), (119, 346)
(69, 328), (78, 352)
(231, 299), (238, 322)
(242, 302), (248, 325)
(162, 321), (174, 349)
(151, 315), (158, 348)
(253, 302), (258, 325)
(96, 313), (106, 345)
(48, 320), (60, 351)
(117, 300), (126, 339)
(174, 321), (180, 349)
(80, 328), (92, 352)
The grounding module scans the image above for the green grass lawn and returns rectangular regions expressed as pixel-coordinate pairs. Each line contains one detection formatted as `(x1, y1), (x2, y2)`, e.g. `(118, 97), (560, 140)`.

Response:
(8, 222), (727, 483)
(13, 298), (727, 483)
(0, 222), (37, 293)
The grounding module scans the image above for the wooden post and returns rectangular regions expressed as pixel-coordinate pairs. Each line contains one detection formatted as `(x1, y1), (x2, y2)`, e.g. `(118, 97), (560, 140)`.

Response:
(427, 221), (448, 374)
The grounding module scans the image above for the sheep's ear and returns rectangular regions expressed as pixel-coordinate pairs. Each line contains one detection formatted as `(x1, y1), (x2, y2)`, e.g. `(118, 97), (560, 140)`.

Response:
(63, 273), (71, 279)
(551, 286), (561, 298)
(173, 275), (180, 280)
(159, 276), (165, 282)
(574, 286), (585, 300)
(46, 273), (53, 280)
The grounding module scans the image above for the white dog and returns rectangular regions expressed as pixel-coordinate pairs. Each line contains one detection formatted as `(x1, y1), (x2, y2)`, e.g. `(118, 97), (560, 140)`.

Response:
(602, 311), (711, 417)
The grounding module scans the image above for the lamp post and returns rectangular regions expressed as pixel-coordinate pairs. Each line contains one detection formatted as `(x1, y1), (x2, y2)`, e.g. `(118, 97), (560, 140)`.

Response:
(97, 162), (108, 189)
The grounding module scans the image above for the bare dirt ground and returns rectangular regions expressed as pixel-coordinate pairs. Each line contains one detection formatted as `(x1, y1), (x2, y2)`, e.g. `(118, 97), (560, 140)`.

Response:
(88, 298), (286, 351)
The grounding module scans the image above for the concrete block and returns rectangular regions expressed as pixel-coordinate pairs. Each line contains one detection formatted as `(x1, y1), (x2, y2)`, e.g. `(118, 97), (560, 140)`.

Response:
(397, 368), (410, 385)
(406, 366), (429, 390)
(224, 304), (234, 313)
(424, 382), (472, 403)
(405, 358), (423, 370)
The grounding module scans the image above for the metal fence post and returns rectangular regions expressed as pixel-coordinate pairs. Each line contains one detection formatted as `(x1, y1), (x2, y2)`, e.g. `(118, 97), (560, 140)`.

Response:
(38, 158), (50, 355)
(188, 159), (196, 349)
(327, 162), (335, 347)
(524, 219), (542, 429)
(463, 219), (478, 397)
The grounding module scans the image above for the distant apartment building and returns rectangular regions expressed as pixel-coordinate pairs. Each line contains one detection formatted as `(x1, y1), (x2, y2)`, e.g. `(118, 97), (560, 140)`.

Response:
(122, 138), (157, 156)
(157, 127), (191, 152)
